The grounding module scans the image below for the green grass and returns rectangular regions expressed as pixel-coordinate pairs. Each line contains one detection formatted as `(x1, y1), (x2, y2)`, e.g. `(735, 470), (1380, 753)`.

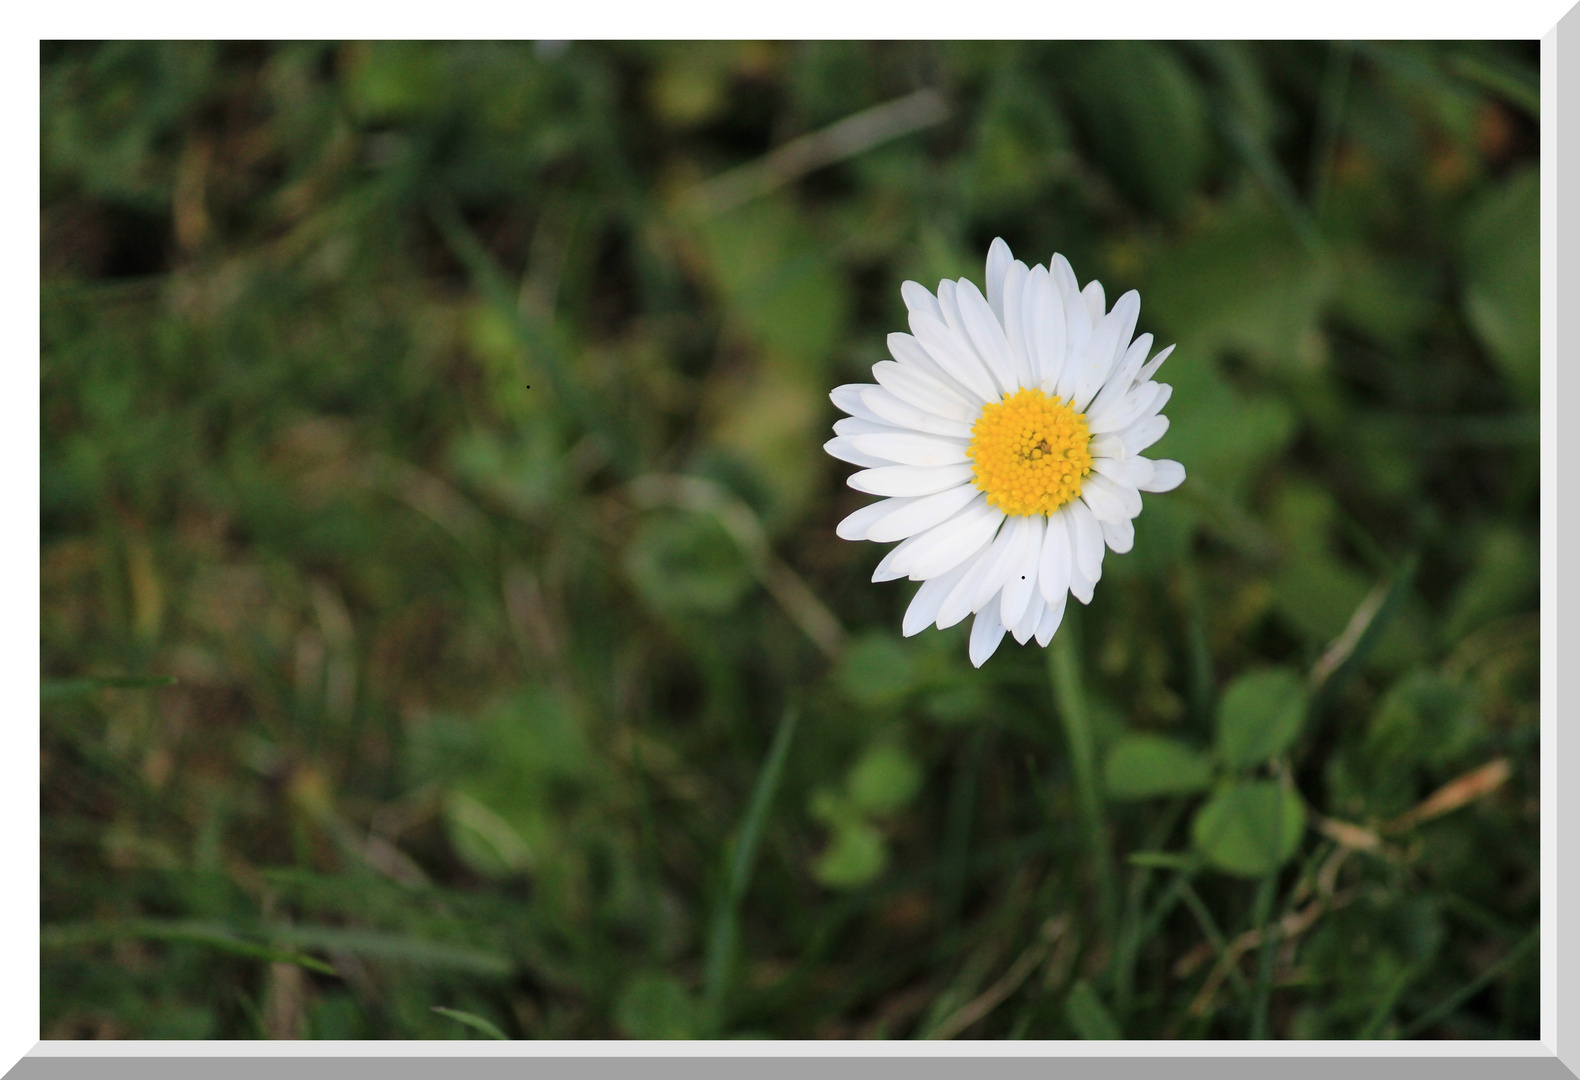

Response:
(41, 40), (1540, 1040)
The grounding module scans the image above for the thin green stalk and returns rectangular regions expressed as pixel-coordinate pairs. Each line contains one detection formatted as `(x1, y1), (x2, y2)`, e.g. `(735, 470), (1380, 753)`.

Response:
(1048, 629), (1118, 946)
(1357, 964), (1418, 1039)
(1310, 41), (1356, 218)
(701, 705), (799, 1035)
(940, 726), (989, 953)
(1112, 805), (1187, 1015)
(627, 731), (664, 962)
(1395, 927), (1538, 1039)
(1177, 880), (1252, 1004)
(1248, 873), (1279, 1039)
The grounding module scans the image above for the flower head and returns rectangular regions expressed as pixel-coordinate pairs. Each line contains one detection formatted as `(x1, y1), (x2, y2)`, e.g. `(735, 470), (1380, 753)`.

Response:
(825, 239), (1185, 667)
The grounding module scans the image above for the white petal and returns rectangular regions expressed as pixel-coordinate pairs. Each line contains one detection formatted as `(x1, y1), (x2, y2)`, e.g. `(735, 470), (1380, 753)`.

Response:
(1035, 588), (1068, 646)
(1086, 331), (1152, 423)
(888, 332), (983, 405)
(1088, 381), (1162, 435)
(970, 514), (1036, 613)
(860, 387), (974, 439)
(1070, 290), (1139, 412)
(1093, 454), (1154, 491)
(1100, 514), (1135, 554)
(872, 360), (974, 421)
(833, 416), (908, 439)
(1000, 514), (1045, 630)
(956, 278), (1016, 392)
(1025, 265), (1067, 394)
(905, 498), (1004, 580)
(1000, 260), (1034, 389)
(985, 237), (1014, 324)
(901, 280), (943, 323)
(837, 496), (918, 541)
(1135, 343), (1175, 386)
(1056, 261), (1093, 358)
(1082, 279), (1106, 326)
(1067, 497), (1106, 585)
(1088, 433), (1127, 461)
(850, 431), (970, 468)
(1011, 589), (1044, 645)
(824, 436), (893, 468)
(1116, 414), (1169, 455)
(968, 598), (1008, 667)
(908, 310), (1000, 403)
(849, 463), (976, 498)
(1084, 472), (1142, 520)
(902, 551), (979, 637)
(872, 532), (927, 581)
(1038, 508), (1074, 607)
(937, 279), (967, 337)
(1139, 459), (1186, 493)
(936, 520), (1017, 629)
(865, 483), (981, 543)
(1069, 559), (1095, 605)
(831, 383), (884, 423)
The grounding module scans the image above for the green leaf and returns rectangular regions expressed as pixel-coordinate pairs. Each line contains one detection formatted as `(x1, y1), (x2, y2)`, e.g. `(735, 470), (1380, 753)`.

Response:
(41, 674), (176, 701)
(1060, 42), (1212, 220)
(430, 1006), (508, 1040)
(1103, 734), (1214, 800)
(1192, 781), (1306, 878)
(1065, 980), (1122, 1040)
(1216, 668), (1308, 770)
(836, 632), (922, 710)
(623, 509), (754, 618)
(812, 820), (888, 890)
(615, 972), (701, 1039)
(846, 742), (922, 816)
(1459, 167), (1539, 403)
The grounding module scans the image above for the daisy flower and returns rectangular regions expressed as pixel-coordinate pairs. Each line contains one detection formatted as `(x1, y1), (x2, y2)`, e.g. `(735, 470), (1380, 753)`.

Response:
(825, 238), (1185, 667)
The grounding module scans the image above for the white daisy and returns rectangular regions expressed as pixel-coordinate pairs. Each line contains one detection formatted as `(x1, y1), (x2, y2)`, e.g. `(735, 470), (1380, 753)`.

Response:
(825, 238), (1185, 667)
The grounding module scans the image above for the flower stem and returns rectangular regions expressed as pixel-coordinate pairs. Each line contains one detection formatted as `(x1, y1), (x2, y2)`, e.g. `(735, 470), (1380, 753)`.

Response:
(1248, 872), (1279, 1039)
(1048, 628), (1118, 947)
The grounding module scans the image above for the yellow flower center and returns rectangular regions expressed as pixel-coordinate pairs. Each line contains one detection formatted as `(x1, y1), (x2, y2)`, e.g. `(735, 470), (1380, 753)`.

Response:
(966, 387), (1094, 516)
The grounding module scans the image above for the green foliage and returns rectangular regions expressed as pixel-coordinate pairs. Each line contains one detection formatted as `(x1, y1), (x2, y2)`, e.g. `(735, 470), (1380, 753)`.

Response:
(1215, 668), (1308, 771)
(430, 1006), (509, 1040)
(1458, 168), (1540, 403)
(1065, 980), (1122, 1040)
(615, 973), (701, 1039)
(1103, 735), (1214, 800)
(1192, 781), (1307, 878)
(808, 739), (922, 889)
(40, 41), (1539, 1041)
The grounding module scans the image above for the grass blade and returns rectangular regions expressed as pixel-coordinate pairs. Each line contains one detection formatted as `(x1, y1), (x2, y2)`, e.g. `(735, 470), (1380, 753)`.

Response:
(268, 925), (513, 977)
(1395, 927), (1538, 1039)
(41, 675), (176, 701)
(430, 1006), (509, 1040)
(41, 920), (336, 976)
(1048, 628), (1118, 946)
(701, 704), (799, 1034)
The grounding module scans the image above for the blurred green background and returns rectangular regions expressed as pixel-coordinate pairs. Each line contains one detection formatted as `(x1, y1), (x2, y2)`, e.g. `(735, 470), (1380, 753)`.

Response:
(40, 41), (1540, 1041)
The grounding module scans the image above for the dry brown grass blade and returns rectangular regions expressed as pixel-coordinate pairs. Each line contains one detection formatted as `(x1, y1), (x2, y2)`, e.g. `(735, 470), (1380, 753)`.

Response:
(682, 89), (949, 218)
(1179, 893), (1346, 1017)
(1314, 815), (1384, 853)
(928, 916), (1068, 1040)
(1385, 758), (1513, 834)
